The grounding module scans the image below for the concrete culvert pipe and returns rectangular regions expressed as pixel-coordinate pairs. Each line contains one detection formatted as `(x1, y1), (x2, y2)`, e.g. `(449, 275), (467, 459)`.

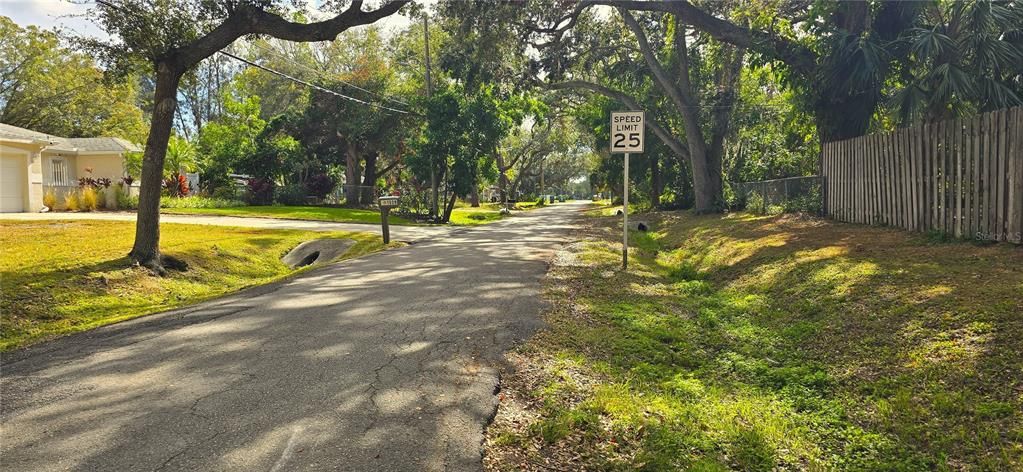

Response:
(282, 239), (355, 268)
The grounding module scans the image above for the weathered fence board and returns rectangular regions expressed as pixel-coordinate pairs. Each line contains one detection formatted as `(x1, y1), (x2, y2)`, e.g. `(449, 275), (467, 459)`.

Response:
(822, 106), (1023, 243)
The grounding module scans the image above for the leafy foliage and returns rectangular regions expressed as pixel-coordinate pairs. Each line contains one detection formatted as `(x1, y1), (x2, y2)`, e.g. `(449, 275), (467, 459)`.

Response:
(0, 16), (147, 141)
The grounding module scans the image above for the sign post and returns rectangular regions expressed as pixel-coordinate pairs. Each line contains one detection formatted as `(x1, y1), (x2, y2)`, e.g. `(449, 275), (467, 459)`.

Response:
(378, 195), (400, 244)
(610, 111), (645, 271)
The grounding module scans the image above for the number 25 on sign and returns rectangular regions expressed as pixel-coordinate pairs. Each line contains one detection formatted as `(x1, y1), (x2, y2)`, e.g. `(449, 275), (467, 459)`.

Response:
(610, 111), (644, 271)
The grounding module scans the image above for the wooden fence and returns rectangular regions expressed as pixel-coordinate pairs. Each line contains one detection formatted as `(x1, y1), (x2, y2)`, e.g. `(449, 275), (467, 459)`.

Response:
(822, 106), (1023, 243)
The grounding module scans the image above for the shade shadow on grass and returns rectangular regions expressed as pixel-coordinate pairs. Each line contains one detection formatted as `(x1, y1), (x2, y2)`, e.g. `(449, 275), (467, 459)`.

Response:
(486, 210), (1023, 470)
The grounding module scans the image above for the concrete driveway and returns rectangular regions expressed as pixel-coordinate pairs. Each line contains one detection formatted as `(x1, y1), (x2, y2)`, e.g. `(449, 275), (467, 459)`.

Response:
(0, 201), (588, 471)
(0, 211), (454, 242)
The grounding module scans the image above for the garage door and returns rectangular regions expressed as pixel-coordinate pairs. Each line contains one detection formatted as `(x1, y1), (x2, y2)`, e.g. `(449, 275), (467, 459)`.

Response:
(1, 154), (25, 212)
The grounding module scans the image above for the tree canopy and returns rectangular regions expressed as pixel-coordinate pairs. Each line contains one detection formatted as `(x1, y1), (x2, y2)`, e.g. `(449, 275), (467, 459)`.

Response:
(11, 0), (1018, 269)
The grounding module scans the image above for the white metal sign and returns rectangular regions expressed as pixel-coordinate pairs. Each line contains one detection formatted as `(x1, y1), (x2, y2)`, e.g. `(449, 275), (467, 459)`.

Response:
(610, 111), (645, 153)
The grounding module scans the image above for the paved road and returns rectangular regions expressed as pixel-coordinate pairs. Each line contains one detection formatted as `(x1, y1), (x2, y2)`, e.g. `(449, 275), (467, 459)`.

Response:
(1, 201), (588, 471)
(0, 211), (453, 242)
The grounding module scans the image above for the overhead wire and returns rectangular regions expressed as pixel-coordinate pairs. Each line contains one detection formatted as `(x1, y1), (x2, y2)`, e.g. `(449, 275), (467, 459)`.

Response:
(217, 50), (418, 115)
(247, 41), (412, 108)
(94, 0), (418, 116)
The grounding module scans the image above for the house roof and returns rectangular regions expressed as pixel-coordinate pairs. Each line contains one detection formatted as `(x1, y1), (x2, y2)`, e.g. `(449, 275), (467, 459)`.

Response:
(0, 123), (60, 143)
(66, 137), (141, 153)
(0, 123), (141, 153)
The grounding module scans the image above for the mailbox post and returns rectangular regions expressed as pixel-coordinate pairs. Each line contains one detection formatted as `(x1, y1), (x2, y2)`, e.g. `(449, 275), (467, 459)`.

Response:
(378, 195), (400, 243)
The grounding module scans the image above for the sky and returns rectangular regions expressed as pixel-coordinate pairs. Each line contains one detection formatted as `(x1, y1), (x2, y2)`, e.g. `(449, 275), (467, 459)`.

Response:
(0, 0), (429, 40)
(0, 0), (107, 37)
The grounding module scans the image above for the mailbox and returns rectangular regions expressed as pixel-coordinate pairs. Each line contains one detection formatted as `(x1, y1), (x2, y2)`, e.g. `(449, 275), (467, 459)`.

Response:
(378, 196), (400, 208)
(378, 195), (400, 244)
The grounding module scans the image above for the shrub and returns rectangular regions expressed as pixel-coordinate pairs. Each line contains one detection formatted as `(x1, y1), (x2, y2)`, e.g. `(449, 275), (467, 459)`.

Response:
(115, 184), (138, 210)
(43, 190), (57, 209)
(245, 178), (274, 205)
(275, 183), (307, 205)
(160, 196), (245, 209)
(781, 185), (822, 215)
(211, 185), (238, 201)
(80, 187), (100, 211)
(304, 174), (335, 199)
(747, 192), (766, 215)
(64, 191), (81, 211)
(164, 175), (190, 197)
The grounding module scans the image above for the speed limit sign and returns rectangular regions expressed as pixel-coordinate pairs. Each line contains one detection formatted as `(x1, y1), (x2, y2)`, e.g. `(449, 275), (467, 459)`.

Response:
(610, 111), (644, 153)
(609, 110), (644, 272)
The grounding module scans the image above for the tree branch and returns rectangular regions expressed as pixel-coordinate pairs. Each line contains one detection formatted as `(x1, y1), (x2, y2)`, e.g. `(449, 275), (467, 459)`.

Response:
(587, 0), (816, 75)
(179, 0), (411, 69)
(548, 80), (691, 162)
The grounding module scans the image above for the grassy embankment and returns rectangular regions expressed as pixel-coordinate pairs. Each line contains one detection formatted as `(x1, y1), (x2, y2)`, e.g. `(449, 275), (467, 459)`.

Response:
(448, 201), (545, 225)
(162, 205), (413, 225)
(163, 201), (544, 226)
(0, 220), (390, 351)
(485, 210), (1023, 470)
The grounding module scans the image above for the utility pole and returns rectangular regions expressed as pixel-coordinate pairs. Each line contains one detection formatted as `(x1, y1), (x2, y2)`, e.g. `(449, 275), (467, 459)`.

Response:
(539, 158), (545, 202)
(423, 13), (438, 219)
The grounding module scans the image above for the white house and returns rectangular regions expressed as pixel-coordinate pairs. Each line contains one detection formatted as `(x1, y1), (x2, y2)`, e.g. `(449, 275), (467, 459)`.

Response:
(0, 123), (141, 212)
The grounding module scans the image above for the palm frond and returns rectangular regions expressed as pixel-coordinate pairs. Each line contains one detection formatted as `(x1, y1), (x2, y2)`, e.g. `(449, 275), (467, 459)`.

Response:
(908, 26), (956, 61)
(931, 62), (976, 102)
(977, 76), (1022, 110)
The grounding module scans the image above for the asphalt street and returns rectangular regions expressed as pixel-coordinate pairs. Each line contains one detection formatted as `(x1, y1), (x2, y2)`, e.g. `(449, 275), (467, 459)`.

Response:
(1, 201), (588, 471)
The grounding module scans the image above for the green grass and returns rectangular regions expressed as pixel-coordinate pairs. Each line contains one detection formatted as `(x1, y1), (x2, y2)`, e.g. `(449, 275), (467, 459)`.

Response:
(160, 195), (245, 208)
(163, 202), (544, 226)
(162, 205), (414, 225)
(585, 200), (644, 217)
(485, 211), (1023, 470)
(0, 220), (390, 351)
(448, 201), (544, 226)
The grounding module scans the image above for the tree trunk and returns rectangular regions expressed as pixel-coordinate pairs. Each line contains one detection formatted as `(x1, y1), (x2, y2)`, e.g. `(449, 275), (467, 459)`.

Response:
(429, 164), (439, 218)
(360, 152), (378, 205)
(704, 46), (744, 211)
(129, 63), (182, 272)
(498, 168), (510, 206)
(441, 190), (458, 223)
(344, 142), (361, 206)
(469, 187), (480, 207)
(650, 155), (662, 208)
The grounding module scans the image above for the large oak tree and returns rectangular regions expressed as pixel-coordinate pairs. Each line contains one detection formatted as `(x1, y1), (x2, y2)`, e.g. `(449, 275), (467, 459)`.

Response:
(89, 0), (409, 272)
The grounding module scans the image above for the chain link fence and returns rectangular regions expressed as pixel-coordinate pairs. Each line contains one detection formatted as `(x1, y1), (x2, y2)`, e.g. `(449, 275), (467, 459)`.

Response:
(730, 176), (822, 215)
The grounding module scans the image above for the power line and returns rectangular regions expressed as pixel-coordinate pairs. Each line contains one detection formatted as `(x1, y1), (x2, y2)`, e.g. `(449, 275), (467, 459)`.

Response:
(94, 0), (418, 116)
(218, 51), (418, 115)
(248, 41), (412, 108)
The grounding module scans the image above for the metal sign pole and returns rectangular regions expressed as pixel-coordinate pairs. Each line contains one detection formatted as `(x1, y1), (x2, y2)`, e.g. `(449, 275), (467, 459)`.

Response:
(610, 110), (643, 272)
(623, 152), (629, 271)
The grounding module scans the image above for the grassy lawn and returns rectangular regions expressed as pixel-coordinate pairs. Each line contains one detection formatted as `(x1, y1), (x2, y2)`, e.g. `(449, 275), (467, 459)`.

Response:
(485, 211), (1023, 470)
(162, 205), (414, 225)
(584, 200), (647, 217)
(449, 201), (544, 226)
(0, 220), (389, 351)
(163, 202), (544, 226)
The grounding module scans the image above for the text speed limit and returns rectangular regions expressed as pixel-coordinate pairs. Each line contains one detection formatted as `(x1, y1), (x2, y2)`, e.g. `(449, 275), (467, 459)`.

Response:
(610, 111), (645, 153)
